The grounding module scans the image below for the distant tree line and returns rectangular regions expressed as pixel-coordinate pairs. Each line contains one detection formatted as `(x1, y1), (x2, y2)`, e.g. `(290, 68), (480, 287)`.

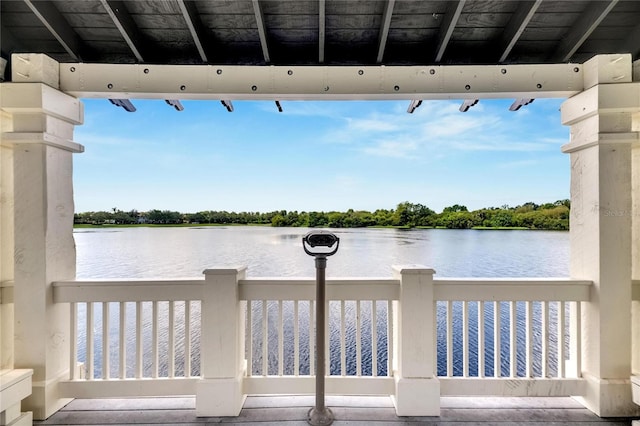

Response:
(74, 200), (570, 230)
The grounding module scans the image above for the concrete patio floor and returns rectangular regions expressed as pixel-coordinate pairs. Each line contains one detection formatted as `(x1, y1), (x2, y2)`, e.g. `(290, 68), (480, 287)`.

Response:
(34, 395), (640, 425)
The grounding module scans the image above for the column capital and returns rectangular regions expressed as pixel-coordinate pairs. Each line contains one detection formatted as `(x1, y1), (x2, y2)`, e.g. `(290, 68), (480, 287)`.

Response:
(1, 83), (83, 125)
(1, 83), (84, 153)
(561, 82), (640, 127)
(560, 81), (640, 154)
(10, 54), (60, 88)
(582, 54), (633, 90)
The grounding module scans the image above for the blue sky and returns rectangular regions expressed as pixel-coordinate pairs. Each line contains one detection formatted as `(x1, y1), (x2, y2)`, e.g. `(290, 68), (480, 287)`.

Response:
(73, 97), (569, 214)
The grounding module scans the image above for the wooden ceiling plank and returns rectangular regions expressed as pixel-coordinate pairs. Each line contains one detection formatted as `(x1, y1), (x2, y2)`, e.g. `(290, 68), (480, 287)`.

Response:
(23, 0), (83, 60)
(376, 0), (395, 63)
(553, 0), (619, 62)
(622, 22), (640, 58)
(252, 0), (270, 63)
(435, 0), (466, 63)
(319, 0), (325, 63)
(499, 0), (543, 63)
(176, 0), (209, 62)
(100, 0), (145, 62)
(1, 24), (23, 59)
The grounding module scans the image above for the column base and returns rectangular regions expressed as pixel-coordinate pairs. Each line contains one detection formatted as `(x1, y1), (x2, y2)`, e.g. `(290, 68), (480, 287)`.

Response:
(574, 374), (640, 417)
(24, 371), (73, 420)
(196, 376), (246, 417)
(391, 376), (440, 416)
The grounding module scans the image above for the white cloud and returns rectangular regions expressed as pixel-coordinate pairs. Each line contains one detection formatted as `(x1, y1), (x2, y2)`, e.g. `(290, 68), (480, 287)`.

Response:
(361, 139), (419, 159)
(345, 116), (400, 132)
(75, 132), (138, 147)
(318, 99), (565, 158)
(496, 159), (540, 169)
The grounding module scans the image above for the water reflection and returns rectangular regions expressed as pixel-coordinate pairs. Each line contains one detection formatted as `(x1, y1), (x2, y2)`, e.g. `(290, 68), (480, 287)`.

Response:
(74, 227), (569, 378)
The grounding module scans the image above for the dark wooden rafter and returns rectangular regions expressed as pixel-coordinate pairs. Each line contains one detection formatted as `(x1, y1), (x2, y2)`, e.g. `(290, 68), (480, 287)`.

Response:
(176, 0), (209, 63)
(0, 1), (636, 71)
(252, 0), (270, 63)
(435, 0), (466, 62)
(101, 1), (186, 110)
(100, 0), (145, 62)
(552, 0), (619, 62)
(376, 0), (395, 64)
(498, 0), (543, 63)
(22, 0), (83, 60)
(318, 0), (326, 63)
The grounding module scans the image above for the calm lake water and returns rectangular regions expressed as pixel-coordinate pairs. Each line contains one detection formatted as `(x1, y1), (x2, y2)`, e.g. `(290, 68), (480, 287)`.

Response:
(74, 226), (570, 379)
(75, 226), (569, 279)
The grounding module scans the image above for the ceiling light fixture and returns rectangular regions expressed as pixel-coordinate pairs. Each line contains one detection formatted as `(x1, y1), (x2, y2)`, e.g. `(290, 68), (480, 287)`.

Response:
(108, 99), (136, 112)
(221, 100), (234, 112)
(459, 99), (479, 112)
(165, 100), (184, 111)
(509, 98), (534, 111)
(407, 100), (422, 113)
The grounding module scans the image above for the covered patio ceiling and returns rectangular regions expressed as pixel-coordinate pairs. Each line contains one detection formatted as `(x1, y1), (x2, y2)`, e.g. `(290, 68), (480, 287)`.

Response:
(1, 0), (639, 70)
(2, 1), (639, 113)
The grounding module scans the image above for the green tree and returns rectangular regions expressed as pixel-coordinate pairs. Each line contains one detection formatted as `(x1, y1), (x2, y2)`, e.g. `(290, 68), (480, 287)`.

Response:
(442, 204), (468, 213)
(271, 214), (287, 227)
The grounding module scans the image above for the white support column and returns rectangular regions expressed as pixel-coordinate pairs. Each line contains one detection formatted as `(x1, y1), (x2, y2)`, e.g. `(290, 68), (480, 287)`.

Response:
(0, 74), (84, 419)
(634, 139), (640, 375)
(391, 265), (439, 416)
(1, 108), (15, 371)
(561, 54), (640, 417)
(196, 267), (247, 417)
(631, 60), (640, 398)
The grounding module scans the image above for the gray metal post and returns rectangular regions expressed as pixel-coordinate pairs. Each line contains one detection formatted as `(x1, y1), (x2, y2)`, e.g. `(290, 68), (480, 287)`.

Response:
(302, 230), (339, 426)
(308, 255), (333, 425)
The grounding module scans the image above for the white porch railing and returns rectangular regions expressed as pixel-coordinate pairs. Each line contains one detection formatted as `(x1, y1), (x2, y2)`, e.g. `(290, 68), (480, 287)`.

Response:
(434, 278), (588, 397)
(53, 266), (592, 416)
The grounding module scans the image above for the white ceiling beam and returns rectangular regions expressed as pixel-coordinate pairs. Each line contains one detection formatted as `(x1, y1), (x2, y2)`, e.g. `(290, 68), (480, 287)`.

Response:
(23, 0), (83, 60)
(434, 0), (466, 63)
(100, 0), (145, 62)
(552, 0), (618, 62)
(318, 0), (326, 63)
(498, 0), (542, 63)
(58, 62), (584, 100)
(176, 0), (209, 63)
(252, 0), (270, 63)
(376, 0), (395, 64)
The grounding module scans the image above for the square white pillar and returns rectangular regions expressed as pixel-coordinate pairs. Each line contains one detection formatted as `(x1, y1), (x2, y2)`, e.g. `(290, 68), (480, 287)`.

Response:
(196, 267), (247, 417)
(391, 265), (440, 416)
(1, 81), (83, 420)
(561, 54), (640, 418)
(633, 141), (640, 377)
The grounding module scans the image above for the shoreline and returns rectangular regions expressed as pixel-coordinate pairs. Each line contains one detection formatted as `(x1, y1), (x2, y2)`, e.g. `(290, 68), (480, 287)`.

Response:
(73, 223), (562, 231)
